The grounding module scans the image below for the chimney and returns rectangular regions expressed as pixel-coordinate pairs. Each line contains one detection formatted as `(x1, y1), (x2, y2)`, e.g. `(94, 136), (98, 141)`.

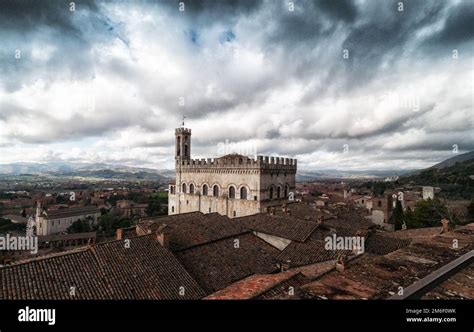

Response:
(280, 260), (291, 272)
(116, 228), (123, 240)
(156, 224), (169, 248)
(317, 215), (323, 225)
(335, 254), (345, 273)
(440, 219), (449, 234)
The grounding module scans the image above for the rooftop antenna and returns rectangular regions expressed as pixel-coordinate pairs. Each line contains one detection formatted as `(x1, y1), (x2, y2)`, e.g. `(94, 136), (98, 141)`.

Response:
(182, 115), (186, 127)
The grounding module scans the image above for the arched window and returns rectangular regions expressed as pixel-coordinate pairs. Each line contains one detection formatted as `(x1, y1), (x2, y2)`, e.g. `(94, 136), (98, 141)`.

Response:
(182, 183), (187, 193)
(177, 137), (181, 156)
(170, 186), (175, 194)
(229, 186), (236, 199)
(240, 187), (247, 200)
(202, 185), (208, 196)
(284, 185), (288, 198)
(277, 186), (281, 199)
(269, 186), (274, 199)
(213, 185), (219, 197)
(189, 183), (194, 194)
(171, 206), (175, 213)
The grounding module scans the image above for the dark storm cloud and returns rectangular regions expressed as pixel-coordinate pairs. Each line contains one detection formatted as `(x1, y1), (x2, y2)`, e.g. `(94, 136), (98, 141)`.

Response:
(0, 0), (98, 32)
(318, 0), (357, 22)
(160, 0), (264, 21)
(428, 1), (474, 45)
(0, 0), (124, 92)
(0, 0), (472, 169)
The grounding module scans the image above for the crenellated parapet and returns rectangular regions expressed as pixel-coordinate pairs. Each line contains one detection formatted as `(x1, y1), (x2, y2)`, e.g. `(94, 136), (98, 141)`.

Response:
(176, 154), (297, 172)
(175, 127), (191, 135)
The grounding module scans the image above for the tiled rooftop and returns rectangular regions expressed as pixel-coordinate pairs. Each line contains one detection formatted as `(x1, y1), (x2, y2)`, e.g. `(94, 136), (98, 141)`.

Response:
(0, 234), (205, 300)
(138, 212), (246, 251)
(297, 224), (474, 299)
(175, 232), (281, 294)
(44, 206), (100, 219)
(205, 271), (308, 300)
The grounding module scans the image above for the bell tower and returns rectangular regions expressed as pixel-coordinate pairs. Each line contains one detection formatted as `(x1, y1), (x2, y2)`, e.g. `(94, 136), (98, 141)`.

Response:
(175, 127), (191, 162)
(175, 124), (191, 201)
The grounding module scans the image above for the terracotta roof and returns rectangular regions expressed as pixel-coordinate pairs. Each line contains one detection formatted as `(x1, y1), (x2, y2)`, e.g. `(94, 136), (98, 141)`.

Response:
(238, 213), (318, 242)
(139, 210), (319, 249)
(0, 249), (111, 300)
(273, 202), (325, 222)
(257, 272), (309, 299)
(205, 271), (308, 300)
(44, 206), (100, 219)
(0, 234), (205, 300)
(175, 232), (281, 294)
(298, 224), (474, 299)
(365, 233), (411, 255)
(139, 212), (246, 251)
(38, 232), (96, 243)
(93, 234), (205, 299)
(277, 239), (348, 268)
(323, 211), (375, 230)
(422, 263), (474, 299)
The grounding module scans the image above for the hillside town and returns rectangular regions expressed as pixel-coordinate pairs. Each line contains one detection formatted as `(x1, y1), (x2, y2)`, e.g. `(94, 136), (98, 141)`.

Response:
(0, 127), (472, 300)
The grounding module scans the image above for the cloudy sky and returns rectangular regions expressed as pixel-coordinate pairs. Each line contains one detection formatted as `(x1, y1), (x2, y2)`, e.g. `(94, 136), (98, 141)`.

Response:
(0, 0), (472, 171)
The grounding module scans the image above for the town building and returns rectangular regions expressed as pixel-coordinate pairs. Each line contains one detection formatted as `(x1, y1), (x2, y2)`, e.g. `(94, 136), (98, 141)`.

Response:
(168, 126), (297, 218)
(116, 200), (148, 218)
(35, 203), (101, 236)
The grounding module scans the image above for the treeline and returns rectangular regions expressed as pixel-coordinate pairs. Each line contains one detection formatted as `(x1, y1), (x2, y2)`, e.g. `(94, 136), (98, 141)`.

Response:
(67, 192), (168, 237)
(391, 198), (474, 230)
(401, 160), (474, 200)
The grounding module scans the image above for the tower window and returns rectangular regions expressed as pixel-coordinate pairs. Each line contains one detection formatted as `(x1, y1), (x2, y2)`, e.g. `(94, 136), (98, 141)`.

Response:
(240, 187), (247, 200)
(177, 137), (181, 156)
(203, 185), (208, 196)
(213, 185), (219, 197)
(189, 183), (194, 194)
(182, 183), (187, 193)
(277, 186), (281, 199)
(229, 186), (236, 199)
(172, 206), (174, 213)
(269, 187), (274, 200)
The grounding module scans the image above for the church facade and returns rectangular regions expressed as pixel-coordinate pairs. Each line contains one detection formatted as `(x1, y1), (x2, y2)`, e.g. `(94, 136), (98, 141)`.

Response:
(168, 127), (297, 218)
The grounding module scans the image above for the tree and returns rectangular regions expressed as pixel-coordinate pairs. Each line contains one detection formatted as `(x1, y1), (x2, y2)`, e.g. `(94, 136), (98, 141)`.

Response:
(0, 218), (26, 233)
(368, 181), (388, 197)
(96, 214), (131, 237)
(405, 198), (452, 229)
(392, 200), (404, 231)
(67, 219), (91, 233)
(467, 200), (474, 221)
(146, 193), (167, 217)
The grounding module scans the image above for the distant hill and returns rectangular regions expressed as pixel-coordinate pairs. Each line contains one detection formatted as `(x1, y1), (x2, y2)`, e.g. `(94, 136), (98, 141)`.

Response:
(430, 151), (474, 169)
(0, 162), (174, 181)
(404, 151), (474, 176)
(400, 155), (474, 200)
(296, 169), (414, 181)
